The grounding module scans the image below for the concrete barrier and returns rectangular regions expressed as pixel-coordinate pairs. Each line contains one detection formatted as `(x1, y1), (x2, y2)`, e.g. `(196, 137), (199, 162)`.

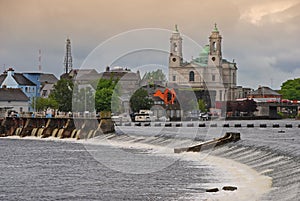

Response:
(273, 124), (280, 128)
(174, 132), (240, 153)
(165, 123), (172, 127)
(234, 124), (242, 128)
(144, 123), (151, 127)
(247, 124), (254, 128)
(210, 123), (218, 127)
(154, 123), (161, 127)
(186, 123), (194, 127)
(198, 123), (206, 127)
(223, 124), (230, 127)
(285, 124), (293, 128)
(260, 124), (267, 128)
(175, 123), (182, 127)
(135, 122), (141, 126)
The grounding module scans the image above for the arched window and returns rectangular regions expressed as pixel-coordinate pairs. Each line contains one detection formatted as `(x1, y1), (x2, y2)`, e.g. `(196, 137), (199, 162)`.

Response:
(173, 43), (178, 52)
(213, 42), (217, 51)
(189, 71), (195, 82)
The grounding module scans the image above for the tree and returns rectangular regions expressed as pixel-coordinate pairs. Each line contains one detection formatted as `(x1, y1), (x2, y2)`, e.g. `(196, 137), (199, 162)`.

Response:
(95, 78), (118, 112)
(129, 88), (153, 113)
(72, 85), (95, 112)
(198, 99), (207, 112)
(142, 69), (167, 84)
(49, 78), (73, 112)
(280, 78), (300, 100)
(32, 97), (58, 112)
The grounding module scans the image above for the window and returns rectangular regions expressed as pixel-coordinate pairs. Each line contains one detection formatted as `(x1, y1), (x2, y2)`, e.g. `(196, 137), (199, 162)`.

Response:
(212, 74), (215, 81)
(189, 71), (195, 82)
(213, 42), (217, 51)
(173, 43), (178, 52)
(42, 90), (47, 97)
(172, 75), (176, 81)
(219, 90), (223, 101)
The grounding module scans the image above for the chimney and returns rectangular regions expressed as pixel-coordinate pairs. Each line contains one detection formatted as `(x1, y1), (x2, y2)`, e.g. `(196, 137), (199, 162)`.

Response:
(7, 67), (15, 77)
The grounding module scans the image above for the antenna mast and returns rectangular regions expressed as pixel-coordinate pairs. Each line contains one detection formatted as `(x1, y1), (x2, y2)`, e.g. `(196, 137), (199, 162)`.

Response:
(38, 49), (42, 71)
(63, 38), (73, 74)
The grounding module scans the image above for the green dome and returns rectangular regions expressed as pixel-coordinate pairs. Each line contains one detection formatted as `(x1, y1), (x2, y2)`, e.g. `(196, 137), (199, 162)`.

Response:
(200, 45), (209, 56)
(193, 45), (209, 65)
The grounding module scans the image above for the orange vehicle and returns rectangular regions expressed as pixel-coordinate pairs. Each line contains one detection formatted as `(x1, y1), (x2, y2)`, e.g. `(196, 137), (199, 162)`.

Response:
(154, 88), (176, 105)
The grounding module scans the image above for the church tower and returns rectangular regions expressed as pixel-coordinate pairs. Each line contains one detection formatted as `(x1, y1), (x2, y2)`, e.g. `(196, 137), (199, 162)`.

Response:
(64, 38), (73, 74)
(208, 24), (222, 67)
(169, 25), (183, 67)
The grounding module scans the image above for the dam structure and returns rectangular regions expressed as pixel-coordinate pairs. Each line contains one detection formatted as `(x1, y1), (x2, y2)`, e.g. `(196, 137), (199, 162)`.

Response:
(0, 115), (115, 139)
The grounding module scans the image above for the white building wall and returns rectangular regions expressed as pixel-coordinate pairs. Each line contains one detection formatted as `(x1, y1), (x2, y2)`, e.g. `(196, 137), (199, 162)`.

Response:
(0, 101), (29, 113)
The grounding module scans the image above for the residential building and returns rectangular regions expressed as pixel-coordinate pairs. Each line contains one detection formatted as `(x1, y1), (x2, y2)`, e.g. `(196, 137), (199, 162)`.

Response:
(0, 68), (36, 111)
(0, 68), (58, 111)
(248, 86), (282, 102)
(0, 88), (29, 113)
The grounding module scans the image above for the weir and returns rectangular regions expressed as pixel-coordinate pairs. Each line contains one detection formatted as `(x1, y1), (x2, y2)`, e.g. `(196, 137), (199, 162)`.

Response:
(0, 116), (115, 139)
(174, 132), (240, 153)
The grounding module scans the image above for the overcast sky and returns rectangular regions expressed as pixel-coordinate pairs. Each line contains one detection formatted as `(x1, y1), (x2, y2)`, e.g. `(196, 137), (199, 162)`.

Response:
(0, 0), (299, 89)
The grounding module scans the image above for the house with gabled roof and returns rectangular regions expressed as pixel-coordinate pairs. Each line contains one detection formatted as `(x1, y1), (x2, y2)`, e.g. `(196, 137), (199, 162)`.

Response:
(247, 86), (282, 102)
(0, 88), (29, 113)
(0, 68), (59, 111)
(0, 68), (37, 111)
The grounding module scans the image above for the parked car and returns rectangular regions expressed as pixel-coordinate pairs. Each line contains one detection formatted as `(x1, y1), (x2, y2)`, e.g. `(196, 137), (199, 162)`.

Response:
(199, 112), (211, 121)
(158, 116), (170, 122)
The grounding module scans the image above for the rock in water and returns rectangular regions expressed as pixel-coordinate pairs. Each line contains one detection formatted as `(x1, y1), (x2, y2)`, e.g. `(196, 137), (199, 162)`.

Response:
(222, 186), (237, 191)
(206, 188), (219, 192)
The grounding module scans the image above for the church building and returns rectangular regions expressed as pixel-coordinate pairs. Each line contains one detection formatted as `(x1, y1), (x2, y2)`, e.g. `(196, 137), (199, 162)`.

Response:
(168, 24), (237, 105)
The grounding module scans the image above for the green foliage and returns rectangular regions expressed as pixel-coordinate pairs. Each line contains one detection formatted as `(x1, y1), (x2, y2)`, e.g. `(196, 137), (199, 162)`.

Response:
(32, 97), (58, 112)
(72, 84), (95, 112)
(277, 111), (284, 118)
(49, 78), (74, 112)
(198, 99), (207, 112)
(142, 69), (167, 84)
(279, 78), (300, 100)
(129, 88), (153, 113)
(95, 78), (118, 112)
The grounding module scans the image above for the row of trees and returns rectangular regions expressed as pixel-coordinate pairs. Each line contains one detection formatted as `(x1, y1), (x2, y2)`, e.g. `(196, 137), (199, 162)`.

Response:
(280, 78), (300, 100)
(33, 79), (73, 112)
(35, 77), (153, 114)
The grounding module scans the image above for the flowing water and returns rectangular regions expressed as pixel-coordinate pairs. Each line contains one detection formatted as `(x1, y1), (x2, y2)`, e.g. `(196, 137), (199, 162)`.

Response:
(0, 120), (299, 200)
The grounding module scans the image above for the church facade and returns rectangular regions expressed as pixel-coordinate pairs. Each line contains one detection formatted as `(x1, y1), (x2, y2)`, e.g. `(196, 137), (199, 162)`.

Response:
(168, 24), (237, 104)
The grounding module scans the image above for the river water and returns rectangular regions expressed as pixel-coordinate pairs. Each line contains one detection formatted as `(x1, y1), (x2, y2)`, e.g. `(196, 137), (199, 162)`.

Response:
(0, 120), (299, 200)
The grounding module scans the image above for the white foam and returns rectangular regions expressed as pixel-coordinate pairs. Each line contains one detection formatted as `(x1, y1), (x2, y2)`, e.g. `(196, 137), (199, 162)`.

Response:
(180, 152), (272, 201)
(81, 136), (273, 200)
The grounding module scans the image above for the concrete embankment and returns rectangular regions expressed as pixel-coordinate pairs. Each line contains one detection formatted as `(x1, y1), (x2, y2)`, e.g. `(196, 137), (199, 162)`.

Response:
(0, 116), (115, 139)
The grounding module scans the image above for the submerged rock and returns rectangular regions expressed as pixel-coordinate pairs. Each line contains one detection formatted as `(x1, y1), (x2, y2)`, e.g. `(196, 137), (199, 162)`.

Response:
(206, 188), (219, 192)
(222, 186), (237, 191)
